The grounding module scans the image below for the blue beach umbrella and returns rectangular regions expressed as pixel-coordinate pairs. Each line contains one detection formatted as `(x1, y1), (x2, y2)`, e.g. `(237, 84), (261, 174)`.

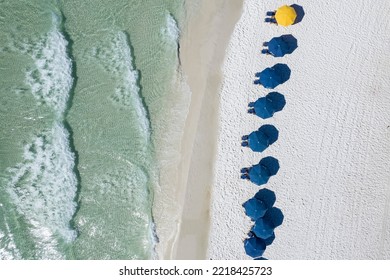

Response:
(252, 217), (275, 239)
(253, 92), (286, 119)
(255, 64), (291, 89)
(242, 197), (268, 221)
(244, 236), (266, 258)
(248, 164), (271, 186)
(247, 125), (279, 152)
(248, 157), (279, 186)
(267, 35), (298, 57)
(253, 97), (273, 119)
(258, 68), (283, 89)
(247, 130), (269, 152)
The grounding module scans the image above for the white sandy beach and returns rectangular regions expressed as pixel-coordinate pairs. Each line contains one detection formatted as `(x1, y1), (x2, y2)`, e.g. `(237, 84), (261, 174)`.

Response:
(208, 0), (390, 259)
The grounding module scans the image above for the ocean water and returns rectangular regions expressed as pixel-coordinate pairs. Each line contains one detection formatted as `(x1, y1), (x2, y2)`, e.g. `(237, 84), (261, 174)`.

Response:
(0, 0), (185, 259)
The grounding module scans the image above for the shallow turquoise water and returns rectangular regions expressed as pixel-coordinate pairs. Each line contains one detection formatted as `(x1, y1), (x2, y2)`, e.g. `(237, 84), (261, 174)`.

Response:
(0, 0), (184, 259)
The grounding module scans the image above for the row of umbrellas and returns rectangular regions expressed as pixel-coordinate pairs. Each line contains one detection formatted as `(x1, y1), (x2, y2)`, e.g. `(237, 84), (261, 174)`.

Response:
(241, 3), (304, 259)
(243, 189), (284, 258)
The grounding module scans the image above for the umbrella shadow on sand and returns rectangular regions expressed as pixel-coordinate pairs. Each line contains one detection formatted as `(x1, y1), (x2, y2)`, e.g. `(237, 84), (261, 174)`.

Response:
(259, 156), (280, 176)
(291, 4), (305, 25)
(264, 207), (284, 228)
(254, 188), (276, 209)
(271, 63), (291, 84)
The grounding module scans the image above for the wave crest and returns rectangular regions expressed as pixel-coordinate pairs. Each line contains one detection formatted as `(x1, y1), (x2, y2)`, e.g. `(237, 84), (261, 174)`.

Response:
(6, 123), (78, 249)
(161, 13), (180, 44)
(22, 17), (73, 115)
(92, 31), (150, 142)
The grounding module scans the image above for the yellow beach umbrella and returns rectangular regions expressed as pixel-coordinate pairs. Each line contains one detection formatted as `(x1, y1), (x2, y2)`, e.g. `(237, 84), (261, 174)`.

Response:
(275, 5), (297, 27)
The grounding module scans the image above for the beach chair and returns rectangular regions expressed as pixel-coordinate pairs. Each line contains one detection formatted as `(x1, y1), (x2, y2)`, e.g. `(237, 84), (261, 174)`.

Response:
(248, 108), (255, 114)
(248, 102), (255, 107)
(241, 141), (249, 147)
(253, 80), (261, 85)
(241, 174), (250, 180)
(262, 42), (269, 47)
(266, 11), (275, 17)
(265, 18), (277, 24)
(242, 135), (249, 140)
(261, 49), (270, 55)
(241, 167), (249, 173)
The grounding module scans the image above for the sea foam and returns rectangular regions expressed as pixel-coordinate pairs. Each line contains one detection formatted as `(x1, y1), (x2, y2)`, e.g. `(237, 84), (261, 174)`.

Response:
(0, 211), (21, 260)
(6, 123), (78, 247)
(162, 13), (180, 44)
(4, 13), (77, 259)
(23, 16), (73, 115)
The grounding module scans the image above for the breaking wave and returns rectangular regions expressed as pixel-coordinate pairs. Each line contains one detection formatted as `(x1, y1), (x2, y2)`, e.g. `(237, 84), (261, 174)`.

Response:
(22, 15), (73, 116)
(4, 13), (79, 259)
(161, 13), (180, 44)
(0, 208), (21, 260)
(5, 123), (78, 253)
(92, 31), (150, 142)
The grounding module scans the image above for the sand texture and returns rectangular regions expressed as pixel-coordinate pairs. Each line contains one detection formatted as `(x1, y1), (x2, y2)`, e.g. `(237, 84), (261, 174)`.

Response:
(208, 0), (390, 259)
(154, 0), (244, 259)
(173, 0), (244, 259)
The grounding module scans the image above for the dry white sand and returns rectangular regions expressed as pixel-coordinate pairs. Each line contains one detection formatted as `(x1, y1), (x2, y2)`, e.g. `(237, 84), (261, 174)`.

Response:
(208, 0), (390, 259)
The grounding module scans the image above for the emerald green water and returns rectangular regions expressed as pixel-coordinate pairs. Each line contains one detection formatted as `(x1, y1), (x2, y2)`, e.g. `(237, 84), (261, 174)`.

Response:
(0, 0), (184, 259)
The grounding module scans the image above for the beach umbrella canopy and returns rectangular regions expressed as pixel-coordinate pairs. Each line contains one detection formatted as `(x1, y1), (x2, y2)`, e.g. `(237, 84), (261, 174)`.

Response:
(259, 156), (280, 176)
(268, 35), (298, 57)
(253, 92), (286, 119)
(244, 236), (266, 258)
(248, 157), (279, 186)
(247, 130), (269, 152)
(257, 64), (291, 89)
(248, 164), (271, 186)
(257, 68), (283, 89)
(247, 125), (279, 152)
(275, 5), (297, 27)
(253, 97), (273, 119)
(252, 218), (275, 239)
(254, 188), (276, 208)
(242, 198), (268, 221)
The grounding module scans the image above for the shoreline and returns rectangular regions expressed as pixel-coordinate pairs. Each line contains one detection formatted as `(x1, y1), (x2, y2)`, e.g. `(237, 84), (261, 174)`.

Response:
(173, 0), (244, 259)
(153, 0), (244, 259)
